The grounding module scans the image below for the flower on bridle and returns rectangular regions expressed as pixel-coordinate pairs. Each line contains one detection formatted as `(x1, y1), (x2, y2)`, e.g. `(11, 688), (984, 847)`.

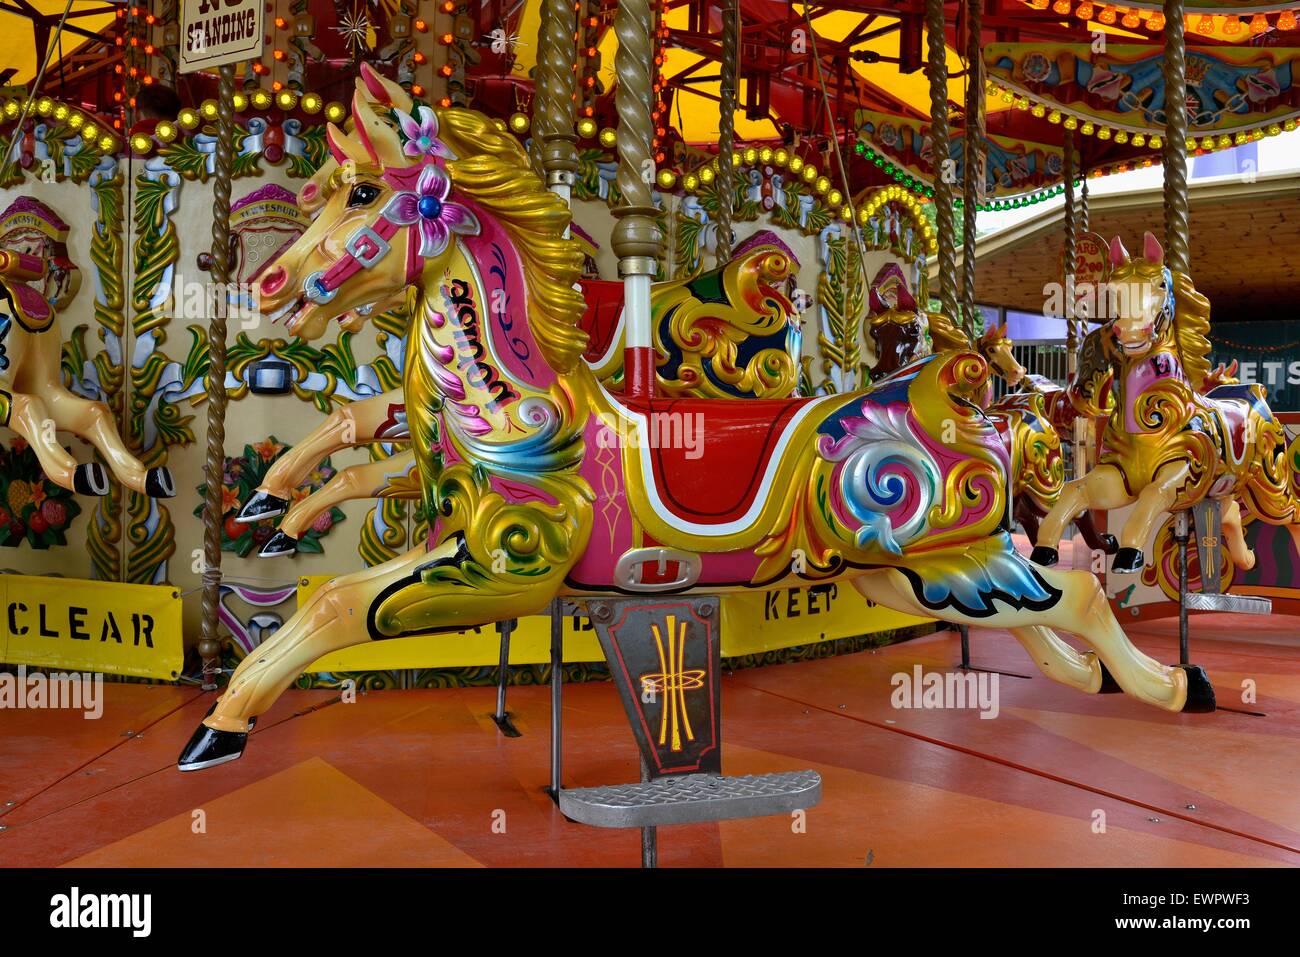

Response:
(385, 165), (480, 259)
(395, 105), (457, 161)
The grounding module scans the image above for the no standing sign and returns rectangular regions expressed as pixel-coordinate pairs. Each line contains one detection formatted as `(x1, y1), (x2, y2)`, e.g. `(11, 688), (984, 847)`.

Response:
(179, 0), (265, 74)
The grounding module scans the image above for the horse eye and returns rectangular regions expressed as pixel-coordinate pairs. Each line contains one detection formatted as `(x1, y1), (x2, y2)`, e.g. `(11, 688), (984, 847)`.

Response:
(347, 184), (381, 208)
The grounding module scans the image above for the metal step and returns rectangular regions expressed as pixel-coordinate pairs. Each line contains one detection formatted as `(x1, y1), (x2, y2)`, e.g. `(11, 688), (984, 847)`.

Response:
(1183, 593), (1272, 615)
(559, 770), (822, 828)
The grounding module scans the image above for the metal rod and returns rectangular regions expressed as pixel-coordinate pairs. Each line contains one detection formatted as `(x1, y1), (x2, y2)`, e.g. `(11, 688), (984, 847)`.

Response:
(715, 0), (738, 264)
(925, 0), (959, 319)
(197, 63), (237, 691)
(1176, 511), (1190, 666)
(640, 754), (657, 868)
(494, 618), (514, 721)
(549, 599), (563, 798)
(959, 624), (971, 670)
(960, 0), (984, 339)
(1162, 0), (1190, 275)
(535, 0), (578, 205)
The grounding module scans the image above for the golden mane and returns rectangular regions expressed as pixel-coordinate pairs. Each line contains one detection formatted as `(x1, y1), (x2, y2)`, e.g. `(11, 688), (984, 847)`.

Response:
(926, 310), (973, 352)
(1172, 269), (1211, 390)
(435, 109), (589, 374)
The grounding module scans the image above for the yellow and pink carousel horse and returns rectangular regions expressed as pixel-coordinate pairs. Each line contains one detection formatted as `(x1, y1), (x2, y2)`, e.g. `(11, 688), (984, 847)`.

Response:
(0, 199), (173, 500)
(235, 228), (805, 555)
(178, 66), (1213, 771)
(1031, 232), (1300, 575)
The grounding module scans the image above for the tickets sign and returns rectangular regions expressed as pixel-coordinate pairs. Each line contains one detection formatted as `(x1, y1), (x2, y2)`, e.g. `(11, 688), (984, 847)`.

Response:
(180, 0), (264, 74)
(0, 575), (184, 679)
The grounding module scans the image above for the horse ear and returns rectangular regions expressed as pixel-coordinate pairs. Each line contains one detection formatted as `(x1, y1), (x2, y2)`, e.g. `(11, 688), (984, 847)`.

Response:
(1143, 231), (1164, 265)
(327, 122), (370, 166)
(1109, 235), (1130, 268)
(351, 91), (409, 166)
(357, 62), (414, 115)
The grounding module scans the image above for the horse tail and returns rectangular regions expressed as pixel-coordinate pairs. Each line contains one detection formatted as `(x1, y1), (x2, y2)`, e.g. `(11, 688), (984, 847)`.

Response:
(1240, 402), (1300, 526)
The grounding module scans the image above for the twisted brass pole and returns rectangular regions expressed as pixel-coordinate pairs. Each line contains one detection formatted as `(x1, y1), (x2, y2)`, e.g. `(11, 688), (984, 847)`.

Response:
(1063, 126), (1077, 361)
(926, 0), (959, 319)
(960, 0), (984, 337)
(613, 0), (663, 400)
(1162, 0), (1189, 275)
(715, 0), (739, 264)
(536, 0), (579, 196)
(197, 63), (236, 690)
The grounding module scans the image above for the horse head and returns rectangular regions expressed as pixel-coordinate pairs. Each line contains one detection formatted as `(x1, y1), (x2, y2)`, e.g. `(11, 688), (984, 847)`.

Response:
(256, 63), (480, 340)
(977, 320), (1024, 386)
(1105, 231), (1174, 359)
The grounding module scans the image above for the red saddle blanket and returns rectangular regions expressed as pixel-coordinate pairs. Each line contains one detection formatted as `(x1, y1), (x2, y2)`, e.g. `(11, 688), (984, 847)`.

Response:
(611, 394), (825, 526)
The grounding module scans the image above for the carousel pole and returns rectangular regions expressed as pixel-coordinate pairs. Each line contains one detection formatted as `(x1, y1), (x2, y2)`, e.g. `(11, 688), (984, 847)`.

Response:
(536, 0), (580, 207)
(960, 0), (984, 340)
(1163, 0), (1190, 276)
(715, 0), (739, 264)
(197, 63), (237, 690)
(926, 0), (959, 320)
(926, 0), (967, 664)
(1164, 0), (1192, 662)
(613, 0), (664, 402)
(1062, 128), (1083, 512)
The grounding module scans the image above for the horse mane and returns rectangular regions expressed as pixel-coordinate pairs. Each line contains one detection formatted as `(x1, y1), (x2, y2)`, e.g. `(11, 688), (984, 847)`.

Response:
(926, 310), (973, 352)
(435, 109), (589, 374)
(1171, 269), (1211, 390)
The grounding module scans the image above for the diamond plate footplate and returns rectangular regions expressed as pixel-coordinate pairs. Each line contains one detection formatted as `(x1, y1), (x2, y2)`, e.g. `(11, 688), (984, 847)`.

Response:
(558, 770), (822, 828)
(1183, 593), (1272, 614)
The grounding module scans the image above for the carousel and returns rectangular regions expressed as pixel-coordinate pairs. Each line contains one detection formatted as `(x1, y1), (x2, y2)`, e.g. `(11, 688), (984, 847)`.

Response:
(0, 0), (1297, 871)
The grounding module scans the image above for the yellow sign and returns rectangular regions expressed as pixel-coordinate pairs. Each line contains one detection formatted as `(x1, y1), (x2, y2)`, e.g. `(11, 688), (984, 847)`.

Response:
(299, 577), (931, 672)
(0, 575), (184, 679)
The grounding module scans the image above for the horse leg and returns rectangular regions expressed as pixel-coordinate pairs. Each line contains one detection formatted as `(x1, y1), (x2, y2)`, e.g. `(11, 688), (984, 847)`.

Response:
(41, 386), (174, 497)
(1034, 463), (1130, 567)
(1075, 510), (1119, 559)
(261, 450), (419, 557)
(6, 393), (96, 493)
(1015, 498), (1041, 547)
(852, 561), (1207, 712)
(1112, 460), (1191, 574)
(237, 389), (407, 524)
(1219, 496), (1254, 572)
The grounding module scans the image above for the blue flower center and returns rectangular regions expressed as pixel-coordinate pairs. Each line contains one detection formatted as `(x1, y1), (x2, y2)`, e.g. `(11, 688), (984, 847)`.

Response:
(418, 195), (443, 219)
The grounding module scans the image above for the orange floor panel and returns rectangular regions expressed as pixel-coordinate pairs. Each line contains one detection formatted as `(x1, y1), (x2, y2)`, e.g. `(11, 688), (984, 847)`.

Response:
(1, 615), (1297, 867)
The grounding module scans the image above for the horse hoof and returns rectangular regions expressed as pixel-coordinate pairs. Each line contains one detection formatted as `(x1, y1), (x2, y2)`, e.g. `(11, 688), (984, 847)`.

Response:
(1097, 661), (1123, 694)
(1111, 547), (1145, 573)
(1180, 664), (1216, 714)
(177, 720), (248, 771)
(237, 490), (289, 524)
(1030, 546), (1058, 567)
(1099, 534), (1119, 556)
(259, 530), (298, 558)
(144, 466), (176, 498)
(72, 462), (109, 496)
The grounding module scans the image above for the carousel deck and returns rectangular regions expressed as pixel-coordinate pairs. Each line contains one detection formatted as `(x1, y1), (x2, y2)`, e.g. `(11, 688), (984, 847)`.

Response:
(2, 613), (1297, 868)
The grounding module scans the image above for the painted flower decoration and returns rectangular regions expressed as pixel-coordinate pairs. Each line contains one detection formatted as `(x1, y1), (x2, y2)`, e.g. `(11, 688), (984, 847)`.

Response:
(389, 165), (481, 259)
(395, 105), (457, 161)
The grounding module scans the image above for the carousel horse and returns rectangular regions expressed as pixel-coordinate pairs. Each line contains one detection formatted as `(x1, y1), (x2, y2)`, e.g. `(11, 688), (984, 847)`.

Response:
(238, 230), (805, 556)
(1032, 232), (1300, 574)
(875, 308), (1116, 556)
(178, 66), (1212, 771)
(0, 249), (174, 499)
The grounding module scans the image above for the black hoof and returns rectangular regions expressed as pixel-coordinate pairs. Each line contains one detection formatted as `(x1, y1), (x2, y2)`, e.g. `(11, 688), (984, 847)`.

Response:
(144, 466), (176, 498)
(1180, 664), (1216, 714)
(259, 530), (298, 558)
(1111, 547), (1145, 573)
(177, 720), (248, 771)
(1030, 545), (1058, 567)
(236, 490), (289, 525)
(73, 462), (109, 496)
(1099, 533), (1119, 556)
(1097, 660), (1123, 694)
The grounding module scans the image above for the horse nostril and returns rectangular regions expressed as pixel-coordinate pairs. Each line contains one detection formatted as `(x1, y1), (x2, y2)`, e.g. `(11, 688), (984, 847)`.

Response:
(261, 266), (287, 296)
